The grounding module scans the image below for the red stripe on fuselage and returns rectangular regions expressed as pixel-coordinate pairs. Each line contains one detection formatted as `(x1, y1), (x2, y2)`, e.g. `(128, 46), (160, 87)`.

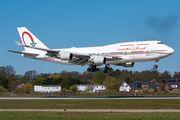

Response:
(103, 52), (168, 56)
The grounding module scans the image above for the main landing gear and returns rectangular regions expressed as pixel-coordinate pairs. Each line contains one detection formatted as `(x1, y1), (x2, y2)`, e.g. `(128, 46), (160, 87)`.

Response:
(154, 60), (159, 68)
(87, 64), (110, 73)
(87, 65), (99, 72)
(103, 65), (110, 73)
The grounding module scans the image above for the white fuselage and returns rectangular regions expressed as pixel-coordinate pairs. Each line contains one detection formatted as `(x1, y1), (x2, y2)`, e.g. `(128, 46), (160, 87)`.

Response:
(33, 41), (174, 66)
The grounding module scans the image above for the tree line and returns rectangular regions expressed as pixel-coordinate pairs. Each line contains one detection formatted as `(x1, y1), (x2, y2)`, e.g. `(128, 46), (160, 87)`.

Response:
(0, 65), (180, 92)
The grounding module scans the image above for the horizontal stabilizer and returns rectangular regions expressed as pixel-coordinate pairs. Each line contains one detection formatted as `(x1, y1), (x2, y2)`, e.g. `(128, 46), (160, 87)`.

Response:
(6, 50), (39, 56)
(15, 41), (59, 53)
(15, 41), (24, 46)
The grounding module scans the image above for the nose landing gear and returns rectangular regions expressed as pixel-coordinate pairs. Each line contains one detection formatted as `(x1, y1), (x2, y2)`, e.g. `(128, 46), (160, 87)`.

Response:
(154, 60), (159, 68)
(154, 64), (158, 68)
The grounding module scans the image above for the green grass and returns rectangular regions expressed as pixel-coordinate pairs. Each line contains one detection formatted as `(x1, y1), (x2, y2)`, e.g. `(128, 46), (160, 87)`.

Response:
(0, 112), (180, 120)
(0, 99), (180, 109)
(0, 100), (180, 120)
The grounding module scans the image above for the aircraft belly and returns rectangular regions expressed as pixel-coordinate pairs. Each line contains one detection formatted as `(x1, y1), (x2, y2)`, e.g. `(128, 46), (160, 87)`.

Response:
(36, 57), (74, 65)
(133, 54), (165, 62)
(106, 55), (133, 64)
(53, 59), (74, 65)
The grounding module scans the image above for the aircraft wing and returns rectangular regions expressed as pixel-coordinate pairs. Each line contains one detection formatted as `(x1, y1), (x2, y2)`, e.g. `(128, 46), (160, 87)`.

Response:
(69, 52), (90, 66)
(15, 41), (91, 65)
(69, 55), (122, 66)
(14, 41), (122, 66)
(72, 52), (90, 58)
(6, 50), (39, 56)
(69, 57), (90, 66)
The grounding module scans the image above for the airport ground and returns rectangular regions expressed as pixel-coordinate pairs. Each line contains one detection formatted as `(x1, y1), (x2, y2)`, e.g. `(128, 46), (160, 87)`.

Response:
(1, 99), (180, 109)
(0, 99), (180, 119)
(0, 112), (180, 120)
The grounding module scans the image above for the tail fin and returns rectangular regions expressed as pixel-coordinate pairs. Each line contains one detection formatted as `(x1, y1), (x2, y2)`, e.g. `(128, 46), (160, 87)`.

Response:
(17, 27), (48, 51)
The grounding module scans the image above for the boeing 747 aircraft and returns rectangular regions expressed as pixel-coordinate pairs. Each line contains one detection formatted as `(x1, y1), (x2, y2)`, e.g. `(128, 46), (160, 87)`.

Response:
(7, 27), (174, 73)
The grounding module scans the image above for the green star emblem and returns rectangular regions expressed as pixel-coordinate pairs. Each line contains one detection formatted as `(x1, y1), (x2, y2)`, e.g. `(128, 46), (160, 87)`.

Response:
(30, 41), (37, 47)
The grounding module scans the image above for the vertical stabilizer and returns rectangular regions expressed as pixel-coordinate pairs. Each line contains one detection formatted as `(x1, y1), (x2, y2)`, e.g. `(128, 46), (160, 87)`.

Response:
(17, 27), (48, 51)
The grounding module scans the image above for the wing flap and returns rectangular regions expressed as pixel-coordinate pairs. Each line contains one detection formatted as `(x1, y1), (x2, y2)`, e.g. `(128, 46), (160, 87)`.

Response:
(69, 57), (89, 66)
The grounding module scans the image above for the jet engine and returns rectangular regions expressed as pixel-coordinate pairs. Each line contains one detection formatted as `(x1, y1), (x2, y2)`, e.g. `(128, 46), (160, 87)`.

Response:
(60, 53), (73, 60)
(93, 57), (106, 64)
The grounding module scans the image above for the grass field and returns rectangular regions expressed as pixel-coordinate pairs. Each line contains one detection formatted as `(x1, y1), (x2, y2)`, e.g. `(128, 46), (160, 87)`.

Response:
(1, 99), (180, 119)
(0, 99), (180, 109)
(0, 112), (180, 120)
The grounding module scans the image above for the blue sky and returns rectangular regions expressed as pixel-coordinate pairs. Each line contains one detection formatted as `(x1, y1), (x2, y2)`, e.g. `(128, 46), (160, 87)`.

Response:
(1, 0), (180, 76)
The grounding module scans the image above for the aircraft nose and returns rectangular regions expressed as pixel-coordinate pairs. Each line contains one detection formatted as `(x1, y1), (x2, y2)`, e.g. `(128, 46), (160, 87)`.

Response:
(169, 47), (174, 54)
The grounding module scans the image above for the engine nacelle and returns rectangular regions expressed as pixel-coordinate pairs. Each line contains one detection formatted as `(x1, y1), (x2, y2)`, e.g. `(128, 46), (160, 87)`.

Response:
(60, 53), (73, 60)
(93, 57), (106, 64)
(115, 62), (135, 67)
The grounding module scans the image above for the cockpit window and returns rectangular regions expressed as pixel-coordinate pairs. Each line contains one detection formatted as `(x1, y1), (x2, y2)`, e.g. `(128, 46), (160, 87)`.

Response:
(157, 42), (163, 44)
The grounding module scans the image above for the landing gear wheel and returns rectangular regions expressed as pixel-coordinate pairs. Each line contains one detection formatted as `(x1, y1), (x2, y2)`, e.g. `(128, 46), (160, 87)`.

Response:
(154, 65), (158, 68)
(96, 68), (100, 71)
(103, 70), (108, 73)
(87, 68), (91, 71)
(106, 67), (109, 70)
(153, 59), (159, 68)
(103, 65), (110, 73)
(87, 65), (99, 72)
